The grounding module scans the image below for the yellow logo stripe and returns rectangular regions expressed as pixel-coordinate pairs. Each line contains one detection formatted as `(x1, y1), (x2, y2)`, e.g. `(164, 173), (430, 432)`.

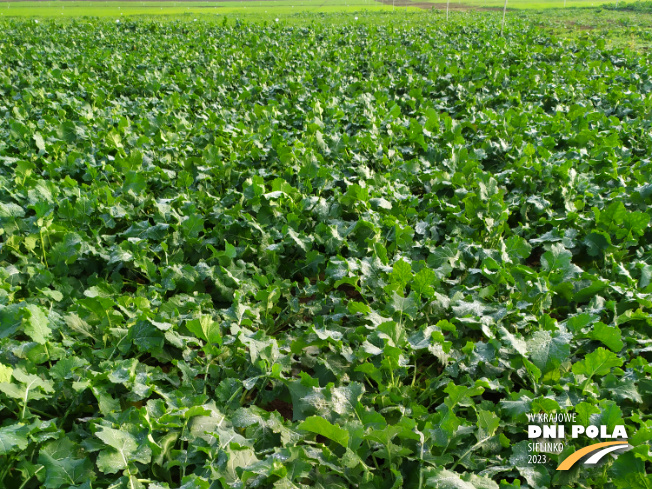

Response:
(556, 441), (626, 470)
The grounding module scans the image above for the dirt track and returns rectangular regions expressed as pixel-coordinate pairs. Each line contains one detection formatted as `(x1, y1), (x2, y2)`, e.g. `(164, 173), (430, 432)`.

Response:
(374, 0), (506, 11)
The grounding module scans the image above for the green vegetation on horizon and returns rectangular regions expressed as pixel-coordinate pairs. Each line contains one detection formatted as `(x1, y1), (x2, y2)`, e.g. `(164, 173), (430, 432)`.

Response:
(1, 0), (397, 18)
(3, 0), (652, 52)
(0, 0), (644, 17)
(1, 12), (652, 489)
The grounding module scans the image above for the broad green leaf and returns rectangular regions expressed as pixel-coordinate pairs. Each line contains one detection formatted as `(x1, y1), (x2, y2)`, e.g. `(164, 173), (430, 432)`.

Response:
(388, 291), (417, 318)
(38, 438), (94, 489)
(444, 383), (485, 410)
(95, 427), (140, 473)
(298, 416), (349, 447)
(572, 347), (623, 379)
(426, 468), (499, 489)
(523, 357), (542, 382)
(509, 441), (551, 488)
(574, 402), (600, 426)
(0, 363), (12, 383)
(33, 133), (46, 153)
(603, 374), (642, 403)
(0, 423), (30, 455)
(390, 260), (412, 288)
(0, 368), (54, 402)
(609, 451), (651, 489)
(23, 304), (52, 344)
(541, 243), (581, 282)
(526, 330), (571, 374)
(504, 235), (531, 262)
(589, 322), (623, 352)
(186, 315), (222, 344)
(477, 410), (500, 440)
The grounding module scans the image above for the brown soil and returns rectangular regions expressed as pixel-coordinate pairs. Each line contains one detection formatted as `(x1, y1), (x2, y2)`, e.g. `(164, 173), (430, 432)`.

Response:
(567, 21), (595, 30)
(261, 399), (294, 421)
(374, 0), (442, 9)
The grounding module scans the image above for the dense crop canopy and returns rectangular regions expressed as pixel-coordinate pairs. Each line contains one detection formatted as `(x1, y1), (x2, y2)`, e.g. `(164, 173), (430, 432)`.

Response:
(0, 14), (651, 489)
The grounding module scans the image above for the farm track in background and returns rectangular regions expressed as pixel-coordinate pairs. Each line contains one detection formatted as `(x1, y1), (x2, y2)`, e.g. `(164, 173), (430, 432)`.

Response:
(373, 0), (506, 10)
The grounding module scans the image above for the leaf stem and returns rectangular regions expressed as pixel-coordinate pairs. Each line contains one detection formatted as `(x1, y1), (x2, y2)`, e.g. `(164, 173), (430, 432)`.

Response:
(21, 380), (37, 421)
(418, 431), (425, 489)
(26, 407), (56, 419)
(17, 466), (43, 489)
(411, 355), (418, 388)
(0, 455), (15, 482)
(450, 435), (492, 471)
(40, 227), (48, 268)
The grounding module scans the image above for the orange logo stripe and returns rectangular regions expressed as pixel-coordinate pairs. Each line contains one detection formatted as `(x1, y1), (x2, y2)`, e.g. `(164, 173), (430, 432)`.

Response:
(556, 441), (627, 470)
